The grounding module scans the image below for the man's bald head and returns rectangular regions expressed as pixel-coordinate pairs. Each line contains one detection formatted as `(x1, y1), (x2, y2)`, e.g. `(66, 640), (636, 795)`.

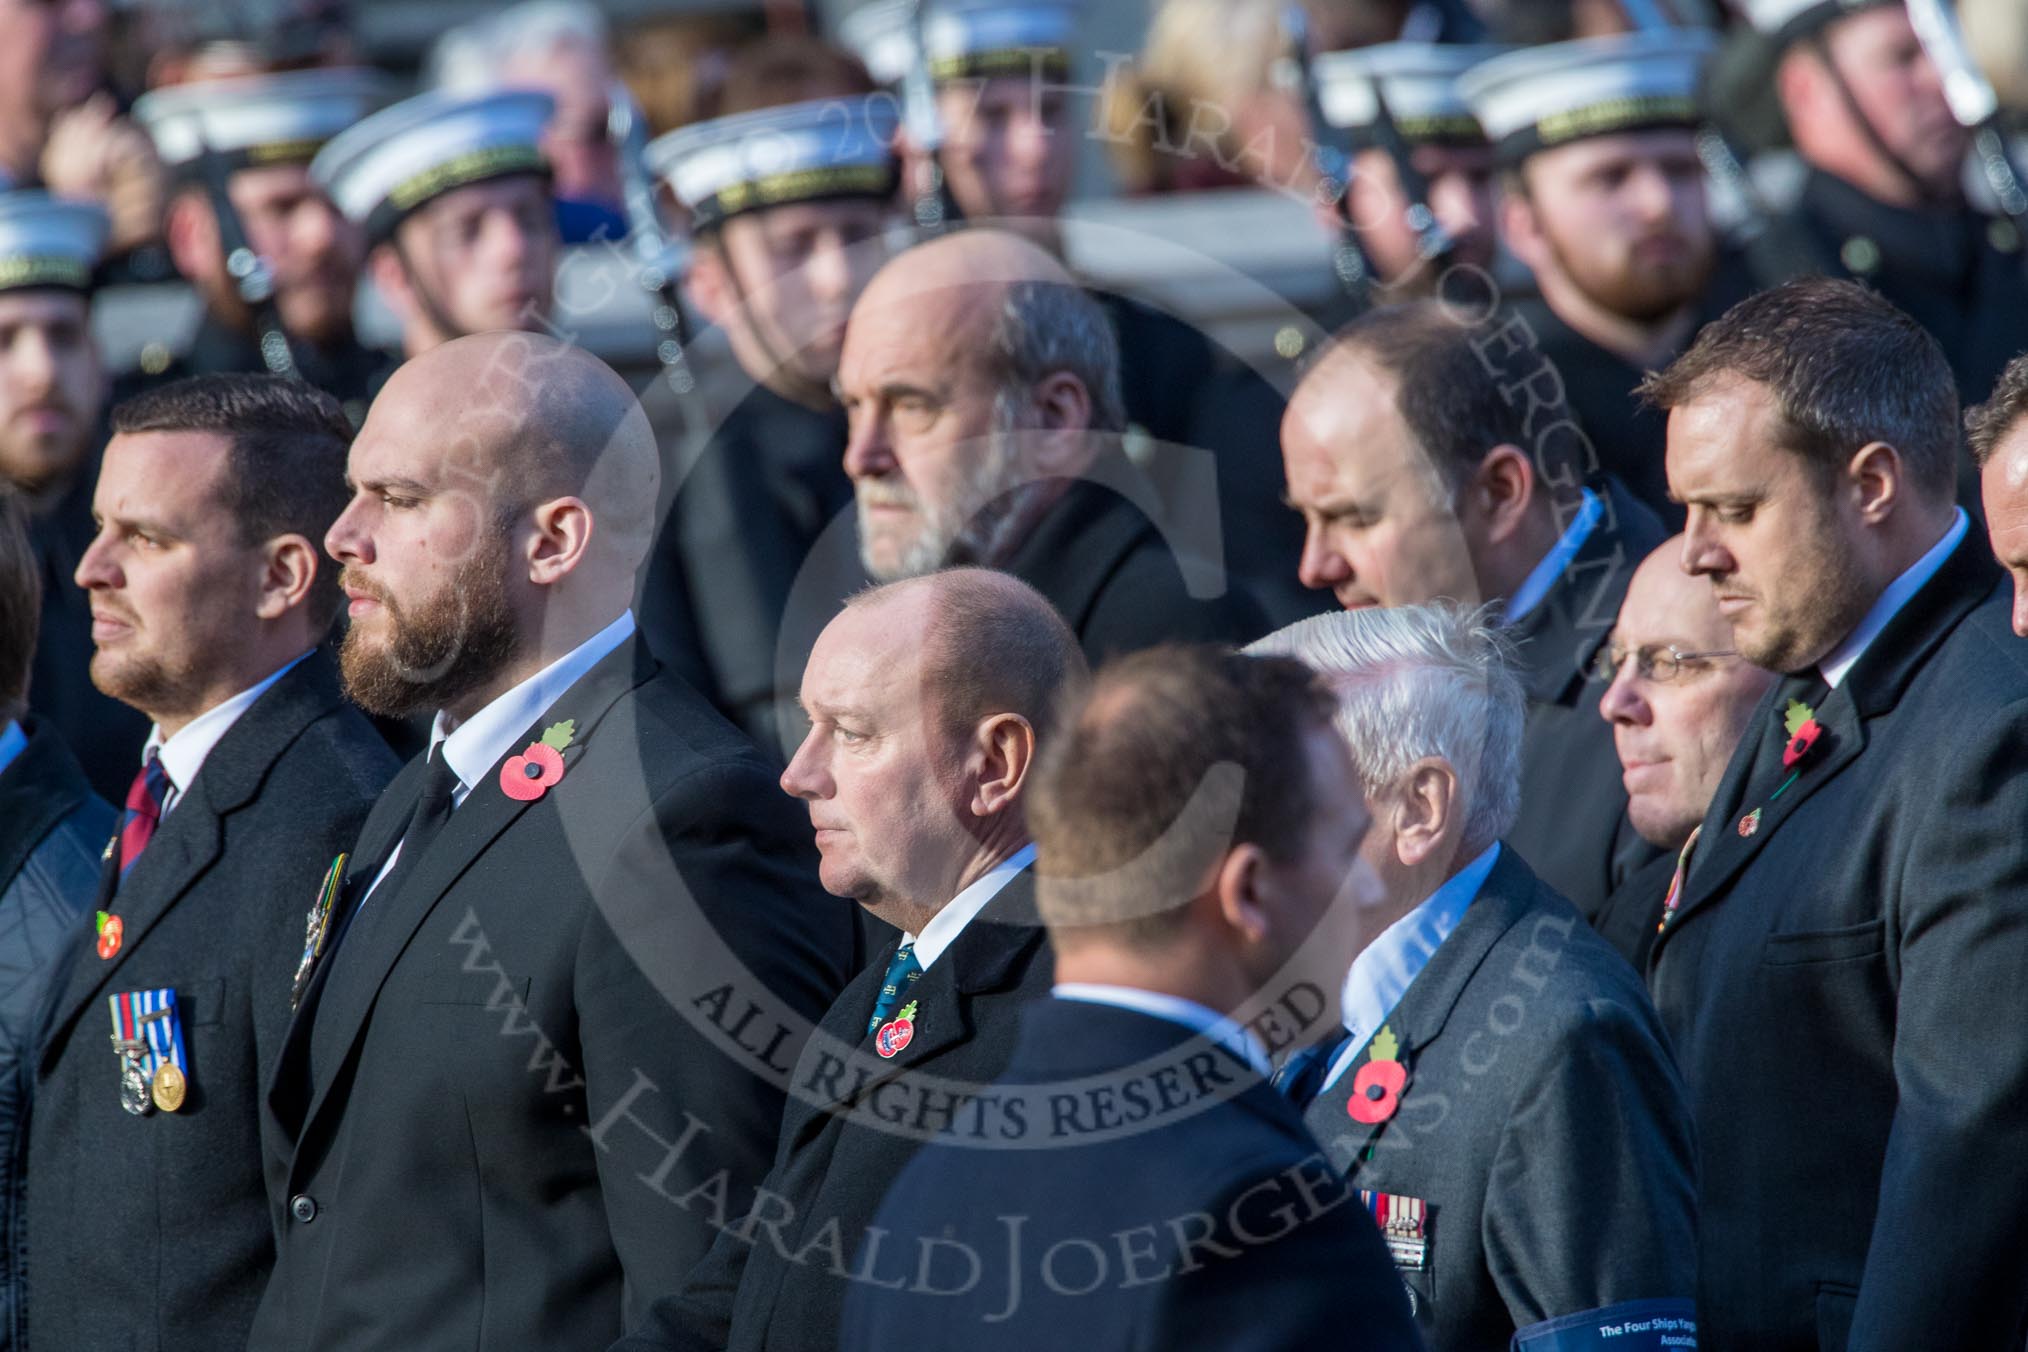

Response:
(845, 228), (1125, 436)
(837, 229), (1126, 581)
(371, 332), (660, 574)
(844, 566), (1088, 746)
(330, 333), (661, 721)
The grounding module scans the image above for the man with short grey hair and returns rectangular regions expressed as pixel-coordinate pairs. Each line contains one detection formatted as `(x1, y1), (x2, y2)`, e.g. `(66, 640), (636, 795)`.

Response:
(1251, 601), (1698, 1352)
(837, 228), (1263, 660)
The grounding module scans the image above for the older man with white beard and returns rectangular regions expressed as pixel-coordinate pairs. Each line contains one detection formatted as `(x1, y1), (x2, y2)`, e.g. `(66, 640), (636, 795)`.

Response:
(834, 227), (1264, 661)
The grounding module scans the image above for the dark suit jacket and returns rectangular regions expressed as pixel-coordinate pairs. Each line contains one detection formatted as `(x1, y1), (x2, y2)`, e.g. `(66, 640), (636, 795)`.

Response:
(1305, 848), (1698, 1352)
(1589, 846), (1677, 972)
(623, 872), (1052, 1352)
(26, 653), (397, 1352)
(0, 719), (113, 1352)
(840, 997), (1424, 1351)
(637, 377), (860, 759)
(1648, 532), (2028, 1351)
(253, 638), (857, 1352)
(1001, 460), (1269, 665)
(1506, 477), (1666, 922)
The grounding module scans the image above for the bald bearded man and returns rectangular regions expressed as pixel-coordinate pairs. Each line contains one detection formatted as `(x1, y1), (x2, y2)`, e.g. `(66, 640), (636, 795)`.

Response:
(839, 228), (1264, 659)
(252, 334), (858, 1352)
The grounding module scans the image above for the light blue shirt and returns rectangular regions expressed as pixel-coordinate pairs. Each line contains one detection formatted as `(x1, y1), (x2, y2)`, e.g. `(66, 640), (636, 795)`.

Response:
(364, 610), (636, 902)
(143, 650), (312, 815)
(1818, 509), (1968, 689)
(1053, 983), (1274, 1076)
(1505, 488), (1603, 626)
(1320, 842), (1502, 1094)
(906, 843), (1036, 973)
(0, 720), (26, 780)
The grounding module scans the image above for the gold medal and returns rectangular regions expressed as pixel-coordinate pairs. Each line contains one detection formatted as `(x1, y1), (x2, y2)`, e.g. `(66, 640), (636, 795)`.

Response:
(151, 1062), (186, 1113)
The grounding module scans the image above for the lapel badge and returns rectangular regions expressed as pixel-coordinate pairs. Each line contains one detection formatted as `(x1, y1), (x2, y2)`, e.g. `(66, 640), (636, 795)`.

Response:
(1348, 1024), (1407, 1124)
(1358, 1190), (1430, 1270)
(96, 912), (123, 960)
(1737, 807), (1763, 838)
(875, 1000), (918, 1059)
(501, 719), (575, 802)
(290, 852), (349, 1010)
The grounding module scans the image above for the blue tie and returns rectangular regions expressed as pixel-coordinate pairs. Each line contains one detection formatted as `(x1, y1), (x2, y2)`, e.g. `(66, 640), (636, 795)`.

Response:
(865, 942), (924, 1035)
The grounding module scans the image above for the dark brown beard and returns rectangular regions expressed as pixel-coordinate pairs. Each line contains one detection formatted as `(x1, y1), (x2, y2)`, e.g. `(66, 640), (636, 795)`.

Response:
(338, 549), (521, 719)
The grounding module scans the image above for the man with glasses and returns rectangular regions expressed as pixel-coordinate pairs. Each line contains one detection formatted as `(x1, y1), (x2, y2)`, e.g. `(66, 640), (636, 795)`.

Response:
(1281, 300), (1663, 920)
(1592, 538), (1774, 965)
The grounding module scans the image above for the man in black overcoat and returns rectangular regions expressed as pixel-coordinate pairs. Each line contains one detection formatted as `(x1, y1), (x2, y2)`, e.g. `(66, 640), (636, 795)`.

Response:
(1644, 279), (2028, 1349)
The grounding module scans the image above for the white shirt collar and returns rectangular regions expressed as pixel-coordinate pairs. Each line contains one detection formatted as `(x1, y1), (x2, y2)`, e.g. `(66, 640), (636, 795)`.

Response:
(905, 842), (1036, 972)
(143, 651), (312, 812)
(427, 611), (635, 807)
(0, 720), (26, 781)
(1324, 842), (1501, 1092)
(1505, 488), (1603, 626)
(1817, 509), (1967, 690)
(1051, 982), (1275, 1077)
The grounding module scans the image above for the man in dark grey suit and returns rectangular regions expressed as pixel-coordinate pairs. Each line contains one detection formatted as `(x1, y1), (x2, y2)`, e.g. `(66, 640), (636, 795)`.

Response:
(1254, 602), (1698, 1352)
(1280, 300), (1666, 921)
(0, 489), (112, 1349)
(1643, 279), (2028, 1349)
(26, 375), (399, 1351)
(254, 333), (856, 1351)
(622, 568), (1083, 1352)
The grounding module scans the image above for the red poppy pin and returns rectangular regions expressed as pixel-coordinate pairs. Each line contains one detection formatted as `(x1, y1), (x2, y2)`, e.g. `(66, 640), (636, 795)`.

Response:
(1348, 1025), (1407, 1124)
(500, 719), (575, 802)
(1766, 699), (1822, 805)
(96, 911), (122, 961)
(1781, 699), (1823, 771)
(875, 1000), (918, 1059)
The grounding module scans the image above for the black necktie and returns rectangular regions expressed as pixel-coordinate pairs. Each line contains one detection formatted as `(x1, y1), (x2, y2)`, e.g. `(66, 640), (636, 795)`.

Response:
(306, 753), (460, 1079)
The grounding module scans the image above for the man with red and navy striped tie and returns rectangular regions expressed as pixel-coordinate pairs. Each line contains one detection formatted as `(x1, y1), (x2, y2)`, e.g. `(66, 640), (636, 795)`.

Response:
(25, 373), (396, 1352)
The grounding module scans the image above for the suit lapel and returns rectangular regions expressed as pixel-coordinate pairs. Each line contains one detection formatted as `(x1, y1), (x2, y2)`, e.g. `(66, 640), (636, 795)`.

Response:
(795, 871), (1045, 1137)
(40, 656), (342, 1070)
(1305, 851), (1539, 1174)
(1665, 680), (1862, 935)
(289, 640), (657, 1148)
(1654, 531), (1995, 953)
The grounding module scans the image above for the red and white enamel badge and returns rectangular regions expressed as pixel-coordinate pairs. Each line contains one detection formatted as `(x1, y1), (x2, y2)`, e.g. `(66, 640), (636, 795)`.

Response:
(874, 1001), (917, 1059)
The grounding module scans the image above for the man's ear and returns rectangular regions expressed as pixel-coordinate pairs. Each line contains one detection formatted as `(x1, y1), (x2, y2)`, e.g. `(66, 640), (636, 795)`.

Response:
(1847, 441), (1904, 525)
(524, 496), (595, 586)
(684, 240), (734, 328)
(1498, 185), (1548, 276)
(163, 191), (217, 286)
(1469, 444), (1537, 546)
(1214, 842), (1272, 948)
(1392, 759), (1460, 869)
(966, 712), (1036, 819)
(1028, 372), (1095, 477)
(368, 243), (414, 320)
(253, 533), (319, 622)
